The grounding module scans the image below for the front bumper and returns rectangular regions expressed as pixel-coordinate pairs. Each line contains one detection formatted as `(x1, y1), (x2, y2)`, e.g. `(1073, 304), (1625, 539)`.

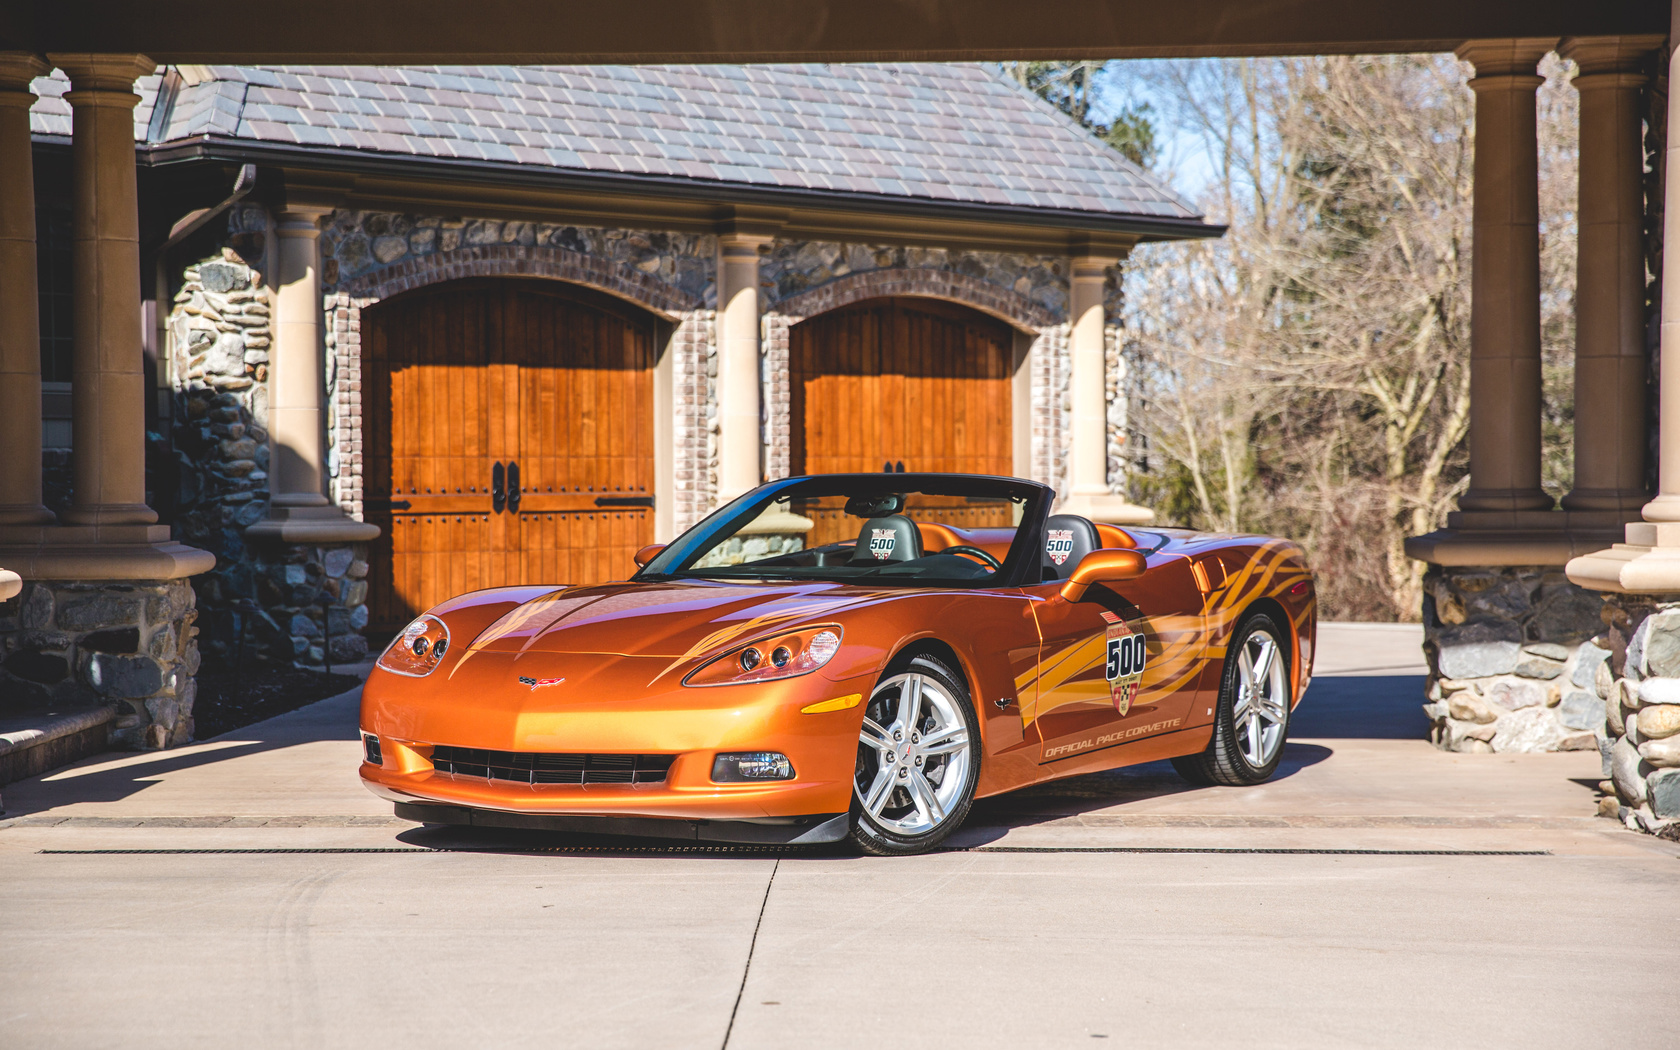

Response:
(359, 649), (872, 826)
(389, 801), (850, 844)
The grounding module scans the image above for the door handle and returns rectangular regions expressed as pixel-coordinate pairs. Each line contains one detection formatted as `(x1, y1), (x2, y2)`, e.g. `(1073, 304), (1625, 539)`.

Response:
(507, 461), (522, 513)
(491, 461), (506, 513)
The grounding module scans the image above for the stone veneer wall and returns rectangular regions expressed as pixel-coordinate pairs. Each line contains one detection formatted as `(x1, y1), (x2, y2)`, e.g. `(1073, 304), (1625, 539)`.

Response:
(1596, 594), (1680, 835)
(670, 309), (718, 530)
(1421, 566), (1611, 754)
(0, 579), (199, 749)
(165, 206), (370, 671)
(1033, 324), (1072, 495)
(1104, 321), (1133, 503)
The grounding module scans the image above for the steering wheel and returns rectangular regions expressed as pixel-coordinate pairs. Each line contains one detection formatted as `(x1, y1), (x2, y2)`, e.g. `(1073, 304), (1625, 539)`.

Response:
(940, 544), (1003, 570)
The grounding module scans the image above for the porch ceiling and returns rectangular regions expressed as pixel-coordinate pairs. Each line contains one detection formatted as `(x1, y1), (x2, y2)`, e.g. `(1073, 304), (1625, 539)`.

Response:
(5, 0), (1667, 64)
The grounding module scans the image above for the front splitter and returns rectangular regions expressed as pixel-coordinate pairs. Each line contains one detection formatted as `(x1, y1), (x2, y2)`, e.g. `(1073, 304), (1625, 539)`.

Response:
(392, 802), (851, 844)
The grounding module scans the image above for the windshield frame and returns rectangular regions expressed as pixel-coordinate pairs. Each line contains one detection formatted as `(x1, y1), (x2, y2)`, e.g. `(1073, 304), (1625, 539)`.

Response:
(635, 473), (1053, 589)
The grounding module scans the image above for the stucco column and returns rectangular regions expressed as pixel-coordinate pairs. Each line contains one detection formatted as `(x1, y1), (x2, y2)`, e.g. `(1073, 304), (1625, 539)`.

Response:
(1056, 252), (1152, 524)
(1644, 31), (1680, 525)
(716, 232), (769, 501)
(247, 206), (377, 543)
(1561, 37), (1664, 513)
(1455, 40), (1554, 514)
(0, 54), (52, 527)
(48, 54), (158, 527)
(1568, 15), (1680, 592)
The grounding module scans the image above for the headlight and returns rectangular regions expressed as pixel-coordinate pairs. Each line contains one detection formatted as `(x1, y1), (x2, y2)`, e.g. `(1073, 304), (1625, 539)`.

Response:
(377, 614), (451, 677)
(683, 626), (842, 687)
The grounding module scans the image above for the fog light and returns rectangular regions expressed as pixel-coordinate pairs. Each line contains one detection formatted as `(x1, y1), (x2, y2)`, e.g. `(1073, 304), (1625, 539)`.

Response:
(362, 733), (383, 766)
(711, 751), (794, 782)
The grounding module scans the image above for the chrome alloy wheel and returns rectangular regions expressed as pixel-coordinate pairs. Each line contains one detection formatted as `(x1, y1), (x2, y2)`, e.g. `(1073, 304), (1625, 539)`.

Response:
(1233, 630), (1288, 768)
(855, 672), (972, 837)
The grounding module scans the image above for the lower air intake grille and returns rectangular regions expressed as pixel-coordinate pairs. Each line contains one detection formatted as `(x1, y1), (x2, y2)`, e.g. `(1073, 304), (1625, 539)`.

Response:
(429, 745), (674, 785)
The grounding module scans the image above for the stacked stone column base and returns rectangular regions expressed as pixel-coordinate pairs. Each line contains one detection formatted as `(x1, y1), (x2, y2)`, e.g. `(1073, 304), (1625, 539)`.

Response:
(0, 578), (200, 749)
(1594, 594), (1680, 834)
(1422, 565), (1610, 754)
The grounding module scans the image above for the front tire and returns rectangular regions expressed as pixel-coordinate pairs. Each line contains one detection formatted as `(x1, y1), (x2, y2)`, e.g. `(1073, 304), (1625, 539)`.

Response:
(850, 654), (979, 856)
(1172, 613), (1292, 787)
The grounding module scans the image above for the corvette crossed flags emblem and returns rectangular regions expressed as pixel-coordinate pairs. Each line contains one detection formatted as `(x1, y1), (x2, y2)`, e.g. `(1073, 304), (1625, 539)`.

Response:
(517, 676), (566, 690)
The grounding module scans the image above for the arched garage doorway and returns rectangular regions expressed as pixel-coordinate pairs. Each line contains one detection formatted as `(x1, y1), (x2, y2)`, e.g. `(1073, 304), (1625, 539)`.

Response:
(363, 278), (657, 631)
(788, 296), (1020, 544)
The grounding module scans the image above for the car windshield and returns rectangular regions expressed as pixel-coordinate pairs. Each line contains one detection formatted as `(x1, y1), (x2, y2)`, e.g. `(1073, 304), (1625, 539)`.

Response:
(637, 474), (1049, 587)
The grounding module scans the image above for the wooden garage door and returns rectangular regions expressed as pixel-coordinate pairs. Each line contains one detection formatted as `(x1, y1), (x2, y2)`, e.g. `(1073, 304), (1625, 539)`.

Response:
(365, 279), (656, 632)
(789, 297), (1016, 545)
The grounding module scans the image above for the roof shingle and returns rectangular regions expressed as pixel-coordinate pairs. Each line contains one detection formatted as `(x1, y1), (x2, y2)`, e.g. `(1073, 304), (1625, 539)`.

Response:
(29, 63), (1201, 222)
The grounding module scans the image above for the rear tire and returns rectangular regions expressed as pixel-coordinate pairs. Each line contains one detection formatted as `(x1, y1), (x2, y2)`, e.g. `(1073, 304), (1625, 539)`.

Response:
(849, 654), (980, 856)
(1173, 613), (1292, 787)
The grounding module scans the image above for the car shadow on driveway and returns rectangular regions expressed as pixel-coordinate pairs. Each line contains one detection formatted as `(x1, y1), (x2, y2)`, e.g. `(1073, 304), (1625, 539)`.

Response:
(956, 673), (1426, 844)
(962, 743), (1335, 834)
(384, 676), (1422, 857)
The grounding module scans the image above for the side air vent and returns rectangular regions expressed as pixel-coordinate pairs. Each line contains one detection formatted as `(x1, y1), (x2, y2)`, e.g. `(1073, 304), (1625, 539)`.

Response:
(429, 745), (674, 785)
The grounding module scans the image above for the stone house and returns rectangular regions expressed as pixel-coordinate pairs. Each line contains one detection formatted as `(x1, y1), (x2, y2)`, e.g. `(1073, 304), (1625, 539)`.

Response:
(2, 61), (1215, 752)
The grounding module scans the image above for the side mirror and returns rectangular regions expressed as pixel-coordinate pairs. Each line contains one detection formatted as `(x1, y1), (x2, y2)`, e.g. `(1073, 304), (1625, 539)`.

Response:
(633, 543), (666, 568)
(1060, 548), (1147, 602)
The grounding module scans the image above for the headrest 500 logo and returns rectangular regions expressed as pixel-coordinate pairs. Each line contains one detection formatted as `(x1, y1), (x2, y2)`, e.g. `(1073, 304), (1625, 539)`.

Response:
(869, 529), (897, 560)
(1046, 529), (1075, 566)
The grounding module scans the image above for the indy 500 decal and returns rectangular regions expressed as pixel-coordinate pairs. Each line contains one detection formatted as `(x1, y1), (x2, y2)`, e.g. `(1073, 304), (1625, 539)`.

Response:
(1101, 610), (1146, 715)
(1046, 529), (1075, 566)
(869, 529), (897, 560)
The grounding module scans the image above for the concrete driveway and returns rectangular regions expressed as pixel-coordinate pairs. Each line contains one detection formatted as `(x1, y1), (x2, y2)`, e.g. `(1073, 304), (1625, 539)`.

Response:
(2, 624), (1676, 1049)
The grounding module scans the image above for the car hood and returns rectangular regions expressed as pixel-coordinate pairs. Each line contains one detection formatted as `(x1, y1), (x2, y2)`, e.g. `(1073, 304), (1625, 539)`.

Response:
(461, 578), (892, 660)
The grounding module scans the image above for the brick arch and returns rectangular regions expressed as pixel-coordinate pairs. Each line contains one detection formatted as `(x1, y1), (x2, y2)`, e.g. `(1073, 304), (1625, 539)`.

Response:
(335, 244), (701, 318)
(770, 267), (1056, 331)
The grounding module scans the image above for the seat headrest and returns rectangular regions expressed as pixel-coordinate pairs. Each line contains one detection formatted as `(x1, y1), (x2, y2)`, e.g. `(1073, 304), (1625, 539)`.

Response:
(851, 514), (922, 563)
(1042, 514), (1100, 580)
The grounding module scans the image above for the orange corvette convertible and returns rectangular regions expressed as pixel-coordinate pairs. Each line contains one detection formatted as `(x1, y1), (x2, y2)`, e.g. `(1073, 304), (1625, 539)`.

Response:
(360, 473), (1316, 855)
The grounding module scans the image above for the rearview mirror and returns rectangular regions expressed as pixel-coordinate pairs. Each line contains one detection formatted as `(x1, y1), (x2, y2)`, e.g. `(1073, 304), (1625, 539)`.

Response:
(1060, 548), (1147, 602)
(633, 543), (666, 568)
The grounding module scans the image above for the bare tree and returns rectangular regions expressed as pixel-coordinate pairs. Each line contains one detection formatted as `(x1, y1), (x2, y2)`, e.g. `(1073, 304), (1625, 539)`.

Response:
(1122, 54), (1577, 620)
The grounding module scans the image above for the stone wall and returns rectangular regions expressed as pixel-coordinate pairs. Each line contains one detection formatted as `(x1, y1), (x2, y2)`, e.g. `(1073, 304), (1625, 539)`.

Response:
(321, 213), (716, 303)
(1597, 594), (1680, 835)
(671, 309), (718, 533)
(1421, 565), (1609, 753)
(166, 208), (371, 670)
(0, 579), (199, 749)
(1033, 323), (1072, 496)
